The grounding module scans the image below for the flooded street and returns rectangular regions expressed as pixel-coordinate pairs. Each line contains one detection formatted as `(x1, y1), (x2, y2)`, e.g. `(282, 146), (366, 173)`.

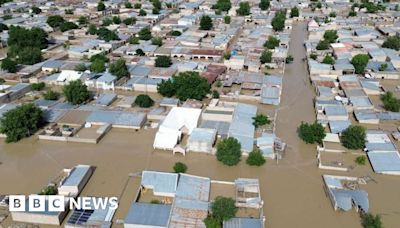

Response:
(1, 22), (400, 228)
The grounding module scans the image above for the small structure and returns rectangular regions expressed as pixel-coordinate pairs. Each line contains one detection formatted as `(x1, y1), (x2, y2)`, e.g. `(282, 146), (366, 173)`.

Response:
(58, 165), (94, 197)
(234, 178), (263, 209)
(187, 128), (217, 154)
(124, 203), (171, 228)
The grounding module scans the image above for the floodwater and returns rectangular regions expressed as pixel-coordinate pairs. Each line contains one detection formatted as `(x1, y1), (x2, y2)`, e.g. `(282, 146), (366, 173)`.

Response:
(1, 22), (400, 228)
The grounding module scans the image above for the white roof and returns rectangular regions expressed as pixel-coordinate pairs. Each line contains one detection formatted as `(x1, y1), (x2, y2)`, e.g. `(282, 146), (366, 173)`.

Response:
(57, 70), (83, 82)
(323, 133), (341, 143)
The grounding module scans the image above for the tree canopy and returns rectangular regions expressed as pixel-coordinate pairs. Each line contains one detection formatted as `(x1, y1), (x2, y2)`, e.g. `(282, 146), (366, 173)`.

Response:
(260, 50), (272, 64)
(31, 6), (42, 14)
(316, 40), (329, 50)
(1, 58), (17, 73)
(173, 162), (187, 173)
(361, 213), (383, 228)
(382, 36), (400, 51)
(47, 15), (65, 28)
(224, 16), (231, 24)
(297, 121), (326, 144)
(135, 94), (154, 108)
(351, 54), (369, 74)
(322, 55), (335, 65)
(138, 27), (152, 40)
(155, 55), (172, 68)
(63, 80), (90, 105)
(216, 137), (241, 166)
(323, 30), (338, 43)
(157, 71), (210, 101)
(271, 10), (286, 31)
(90, 59), (106, 73)
(0, 103), (43, 143)
(341, 125), (366, 150)
(264, 36), (280, 49)
(109, 59), (129, 79)
(213, 0), (231, 12)
(211, 197), (238, 222)
(97, 2), (106, 11)
(380, 91), (400, 112)
(252, 114), (271, 128)
(151, 37), (163, 46)
(237, 2), (250, 16)
(200, 15), (213, 30)
(43, 90), (59, 100)
(246, 149), (266, 166)
(290, 7), (299, 18)
(259, 0), (270, 11)
(60, 21), (78, 32)
(97, 27), (119, 42)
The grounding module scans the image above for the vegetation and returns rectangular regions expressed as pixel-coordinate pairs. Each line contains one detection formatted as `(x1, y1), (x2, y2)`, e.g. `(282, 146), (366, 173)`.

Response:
(151, 37), (163, 46)
(382, 36), (400, 51)
(31, 6), (42, 14)
(157, 71), (210, 101)
(322, 55), (335, 65)
(0, 23), (8, 32)
(123, 17), (136, 25)
(102, 17), (112, 26)
(264, 36), (280, 49)
(97, 27), (119, 42)
(211, 197), (238, 222)
(216, 137), (241, 166)
(47, 15), (64, 28)
(155, 55), (172, 68)
(139, 9), (147, 16)
(259, 0), (270, 11)
(134, 94), (154, 108)
(136, 48), (145, 56)
(297, 121), (326, 144)
(223, 52), (231, 60)
(0, 103), (43, 143)
(90, 53), (109, 63)
(43, 90), (59, 100)
(88, 24), (97, 35)
(348, 11), (357, 17)
(323, 30), (338, 43)
(379, 63), (388, 71)
(329, 12), (336, 17)
(200, 15), (213, 30)
(109, 59), (129, 79)
(128, 36), (140, 44)
(380, 92), (400, 112)
(60, 22), (78, 32)
(63, 80), (90, 105)
(170, 30), (181, 36)
(237, 2), (250, 16)
(138, 27), (152, 40)
(78, 16), (88, 25)
(355, 155), (366, 166)
(90, 59), (106, 73)
(204, 216), (221, 228)
(290, 7), (299, 18)
(260, 50), (272, 64)
(173, 162), (187, 173)
(1, 58), (17, 73)
(351, 54), (369, 74)
(213, 0), (231, 12)
(74, 63), (87, 72)
(310, 52), (318, 60)
(246, 149), (266, 166)
(286, 55), (294, 63)
(316, 40), (329, 50)
(361, 213), (383, 228)
(224, 16), (231, 24)
(271, 10), (286, 31)
(212, 90), (220, 99)
(39, 185), (58, 195)
(252, 114), (271, 128)
(341, 125), (366, 150)
(97, 1), (106, 11)
(31, 82), (45, 91)
(112, 16), (121, 24)
(125, 2), (132, 8)
(134, 3), (141, 9)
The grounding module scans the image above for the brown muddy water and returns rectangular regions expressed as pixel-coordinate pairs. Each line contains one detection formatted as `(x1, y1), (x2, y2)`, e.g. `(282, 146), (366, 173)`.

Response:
(1, 22), (400, 228)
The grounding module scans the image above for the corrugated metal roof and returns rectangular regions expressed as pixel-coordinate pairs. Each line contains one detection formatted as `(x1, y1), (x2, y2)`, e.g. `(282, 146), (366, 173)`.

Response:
(368, 151), (400, 174)
(62, 165), (91, 187)
(141, 171), (178, 196)
(124, 203), (171, 226)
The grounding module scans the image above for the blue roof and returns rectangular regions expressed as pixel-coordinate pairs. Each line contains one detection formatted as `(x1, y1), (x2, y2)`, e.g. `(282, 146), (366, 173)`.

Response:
(176, 174), (210, 201)
(95, 93), (117, 106)
(331, 189), (369, 212)
(325, 105), (347, 117)
(224, 218), (263, 228)
(62, 165), (91, 187)
(141, 171), (178, 195)
(329, 120), (351, 134)
(189, 128), (216, 144)
(367, 151), (400, 173)
(124, 203), (171, 226)
(86, 110), (145, 127)
(97, 72), (117, 83)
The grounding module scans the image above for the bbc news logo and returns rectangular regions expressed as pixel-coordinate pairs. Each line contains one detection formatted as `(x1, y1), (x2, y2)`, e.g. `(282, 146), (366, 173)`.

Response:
(9, 195), (118, 212)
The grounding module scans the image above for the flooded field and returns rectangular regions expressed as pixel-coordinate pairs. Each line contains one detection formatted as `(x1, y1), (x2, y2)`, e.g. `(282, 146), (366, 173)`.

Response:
(0, 22), (400, 228)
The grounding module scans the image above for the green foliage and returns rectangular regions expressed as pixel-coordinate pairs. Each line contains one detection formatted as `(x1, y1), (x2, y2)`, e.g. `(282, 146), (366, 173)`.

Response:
(152, 8), (160, 14)
(316, 39), (329, 50)
(97, 1), (106, 11)
(380, 91), (400, 112)
(297, 121), (326, 144)
(112, 16), (121, 24)
(341, 125), (366, 150)
(351, 54), (369, 74)
(152, 0), (162, 10)
(0, 23), (8, 32)
(39, 185), (57, 195)
(252, 114), (271, 128)
(203, 216), (221, 228)
(129, 36), (140, 44)
(382, 36), (400, 51)
(139, 9), (147, 16)
(223, 52), (231, 60)
(47, 15), (65, 28)
(43, 90), (59, 100)
(63, 80), (90, 105)
(90, 53), (109, 63)
(136, 48), (145, 56)
(215, 80), (222, 87)
(216, 137), (241, 166)
(0, 78), (4, 84)
(286, 55), (294, 63)
(97, 27), (119, 42)
(316, 1), (322, 9)
(379, 63), (388, 71)
(123, 17), (136, 25)
(109, 59), (129, 79)
(310, 52), (318, 60)
(2, 14), (11, 20)
(271, 10), (286, 31)
(31, 6), (42, 14)
(348, 11), (357, 17)
(224, 15), (231, 24)
(173, 162), (187, 173)
(361, 213), (383, 228)
(155, 55), (172, 68)
(200, 15), (213, 30)
(78, 16), (88, 25)
(135, 94), (154, 108)
(1, 58), (17, 73)
(323, 30), (338, 43)
(260, 50), (272, 64)
(138, 27), (152, 40)
(246, 149), (266, 166)
(102, 17), (112, 26)
(212, 90), (220, 99)
(134, 3), (141, 9)
(236, 2), (250, 16)
(151, 37), (163, 46)
(60, 22), (78, 32)
(65, 9), (74, 15)
(90, 59), (106, 73)
(125, 1), (132, 8)
(0, 103), (43, 143)
(88, 24), (97, 35)
(16, 47), (42, 65)
(329, 12), (336, 17)
(264, 36), (280, 49)
(290, 7), (299, 18)
(355, 155), (366, 166)
(259, 0), (270, 11)
(322, 55), (335, 65)
(213, 0), (231, 12)
(211, 196), (238, 221)
(31, 82), (45, 91)
(74, 63), (87, 72)
(157, 79), (176, 97)
(170, 30), (181, 36)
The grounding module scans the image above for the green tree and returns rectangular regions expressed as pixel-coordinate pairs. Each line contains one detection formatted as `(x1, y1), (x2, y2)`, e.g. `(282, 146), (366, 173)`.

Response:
(351, 54), (369, 74)
(203, 216), (221, 228)
(78, 16), (88, 25)
(322, 55), (335, 65)
(341, 125), (366, 150)
(224, 15), (231, 24)
(155, 55), (172, 68)
(380, 91), (400, 112)
(271, 10), (286, 31)
(0, 23), (8, 32)
(290, 7), (299, 18)
(31, 6), (41, 14)
(173, 162), (187, 173)
(43, 90), (59, 100)
(216, 137), (241, 166)
(97, 1), (106, 11)
(151, 37), (163, 46)
(200, 15), (213, 30)
(123, 17), (136, 25)
(39, 186), (58, 195)
(223, 52), (231, 60)
(17, 47), (42, 65)
(102, 17), (112, 26)
(31, 82), (45, 91)
(47, 15), (65, 28)
(152, 8), (160, 14)
(297, 121), (326, 144)
(211, 197), (238, 221)
(139, 9), (147, 16)
(90, 53), (109, 63)
(310, 52), (318, 60)
(135, 94), (154, 107)
(316, 1), (322, 9)
(152, 0), (162, 10)
(259, 0), (270, 11)
(361, 213), (383, 228)
(125, 1), (132, 8)
(63, 80), (90, 105)
(138, 27), (152, 40)
(0, 103), (43, 143)
(134, 3), (141, 9)
(157, 79), (176, 97)
(264, 36), (280, 49)
(213, 0), (231, 12)
(174, 71), (210, 101)
(129, 36), (140, 44)
(88, 24), (97, 35)
(286, 55), (294, 63)
(329, 12), (336, 17)
(246, 149), (266, 166)
(237, 2), (250, 16)
(379, 63), (388, 71)
(90, 59), (106, 73)
(212, 90), (220, 98)
(355, 155), (366, 165)
(60, 22), (78, 32)
(348, 11), (357, 17)
(252, 114), (271, 128)
(382, 36), (400, 51)
(323, 30), (338, 43)
(97, 27), (119, 42)
(109, 59), (129, 79)
(112, 16), (121, 24)
(260, 50), (272, 64)
(136, 48), (145, 56)
(74, 63), (87, 72)
(316, 40), (329, 50)
(65, 9), (74, 15)
(1, 58), (17, 73)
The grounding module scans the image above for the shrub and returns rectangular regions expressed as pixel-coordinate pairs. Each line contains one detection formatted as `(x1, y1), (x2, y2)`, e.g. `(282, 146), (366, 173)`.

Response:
(155, 55), (172, 68)
(200, 15), (213, 30)
(380, 91), (400, 112)
(74, 63), (87, 72)
(252, 114), (271, 128)
(351, 54), (369, 74)
(361, 213), (383, 228)
(216, 137), (241, 166)
(316, 40), (329, 50)
(109, 59), (129, 79)
(151, 37), (163, 46)
(341, 125), (366, 150)
(224, 16), (231, 24)
(211, 197), (238, 222)
(32, 82), (45, 91)
(310, 52), (318, 60)
(355, 155), (366, 165)
(173, 162), (187, 173)
(260, 50), (272, 64)
(286, 55), (294, 63)
(138, 27), (152, 40)
(297, 121), (326, 144)
(212, 90), (220, 99)
(43, 90), (59, 100)
(290, 7), (299, 18)
(264, 36), (280, 49)
(170, 30), (181, 36)
(135, 94), (154, 108)
(246, 149), (266, 166)
(323, 30), (338, 43)
(39, 185), (58, 195)
(322, 55), (335, 65)
(63, 80), (90, 105)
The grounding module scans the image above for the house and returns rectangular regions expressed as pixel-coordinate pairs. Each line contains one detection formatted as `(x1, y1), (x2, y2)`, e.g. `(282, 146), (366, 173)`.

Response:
(96, 73), (117, 90)
(41, 60), (64, 73)
(228, 103), (257, 153)
(58, 165), (94, 197)
(124, 203), (172, 228)
(187, 128), (217, 154)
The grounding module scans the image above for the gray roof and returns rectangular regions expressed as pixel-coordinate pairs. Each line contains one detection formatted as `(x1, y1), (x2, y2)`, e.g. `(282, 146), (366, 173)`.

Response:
(350, 97), (373, 108)
(62, 165), (91, 187)
(124, 203), (171, 227)
(367, 151), (400, 174)
(42, 60), (64, 69)
(228, 103), (257, 152)
(66, 197), (115, 227)
(200, 120), (230, 137)
(86, 111), (146, 127)
(354, 110), (379, 121)
(95, 93), (117, 106)
(43, 109), (67, 123)
(176, 174), (210, 202)
(365, 142), (397, 152)
(331, 189), (369, 212)
(329, 120), (351, 134)
(188, 128), (216, 144)
(8, 83), (31, 92)
(325, 105), (347, 117)
(34, 99), (59, 108)
(141, 171), (178, 195)
(224, 218), (263, 228)
(378, 112), (400, 121)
